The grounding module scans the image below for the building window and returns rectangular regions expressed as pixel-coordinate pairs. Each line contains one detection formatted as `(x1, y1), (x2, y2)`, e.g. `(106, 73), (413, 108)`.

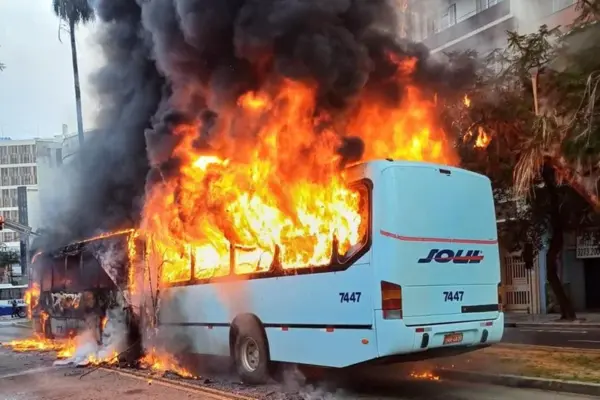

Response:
(0, 166), (37, 186)
(0, 144), (36, 165)
(0, 189), (18, 207)
(477, 0), (501, 12)
(439, 4), (457, 31)
(552, 0), (576, 13)
(2, 232), (19, 242)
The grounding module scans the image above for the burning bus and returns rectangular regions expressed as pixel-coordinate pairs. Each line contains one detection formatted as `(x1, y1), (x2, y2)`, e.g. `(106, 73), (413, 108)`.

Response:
(135, 159), (503, 384)
(26, 159), (502, 384)
(29, 231), (133, 341)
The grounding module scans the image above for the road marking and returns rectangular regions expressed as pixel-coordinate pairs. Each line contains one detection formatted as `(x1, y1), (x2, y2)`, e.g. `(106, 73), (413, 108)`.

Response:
(568, 340), (600, 344)
(0, 366), (56, 380)
(99, 367), (253, 400)
(520, 329), (588, 334)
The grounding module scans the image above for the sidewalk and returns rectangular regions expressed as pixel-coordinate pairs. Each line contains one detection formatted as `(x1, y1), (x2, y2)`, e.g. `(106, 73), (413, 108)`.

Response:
(505, 312), (600, 328)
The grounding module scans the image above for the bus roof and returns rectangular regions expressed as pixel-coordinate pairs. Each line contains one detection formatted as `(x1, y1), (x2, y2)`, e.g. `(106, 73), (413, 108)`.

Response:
(35, 229), (133, 259)
(346, 159), (487, 182)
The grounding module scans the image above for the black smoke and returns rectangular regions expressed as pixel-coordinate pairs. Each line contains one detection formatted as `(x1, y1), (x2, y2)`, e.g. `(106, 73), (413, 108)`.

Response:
(34, 0), (474, 251)
(31, 0), (163, 251)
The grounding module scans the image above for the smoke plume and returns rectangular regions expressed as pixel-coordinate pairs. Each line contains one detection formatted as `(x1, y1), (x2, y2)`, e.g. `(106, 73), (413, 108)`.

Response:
(34, 0), (474, 250)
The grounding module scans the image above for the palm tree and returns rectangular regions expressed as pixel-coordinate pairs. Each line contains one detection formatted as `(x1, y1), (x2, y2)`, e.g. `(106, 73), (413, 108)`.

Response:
(52, 0), (95, 146)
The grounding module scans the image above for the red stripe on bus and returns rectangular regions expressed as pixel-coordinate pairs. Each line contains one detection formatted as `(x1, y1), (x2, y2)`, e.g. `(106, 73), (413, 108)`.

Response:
(380, 230), (497, 245)
(444, 256), (484, 261)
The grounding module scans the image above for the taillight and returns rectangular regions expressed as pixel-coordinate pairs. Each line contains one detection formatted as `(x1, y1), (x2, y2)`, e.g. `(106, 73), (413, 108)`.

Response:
(381, 281), (402, 319)
(497, 283), (504, 311)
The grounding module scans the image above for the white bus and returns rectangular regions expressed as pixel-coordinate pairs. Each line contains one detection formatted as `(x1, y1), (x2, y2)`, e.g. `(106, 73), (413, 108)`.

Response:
(0, 283), (27, 318)
(147, 160), (504, 383)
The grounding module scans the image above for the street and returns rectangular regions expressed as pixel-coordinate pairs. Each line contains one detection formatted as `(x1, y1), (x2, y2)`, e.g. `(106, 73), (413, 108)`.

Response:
(0, 324), (597, 400)
(503, 326), (600, 349)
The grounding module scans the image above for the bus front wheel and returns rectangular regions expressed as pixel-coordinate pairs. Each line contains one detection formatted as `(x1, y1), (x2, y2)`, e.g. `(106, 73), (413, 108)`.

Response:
(233, 318), (270, 385)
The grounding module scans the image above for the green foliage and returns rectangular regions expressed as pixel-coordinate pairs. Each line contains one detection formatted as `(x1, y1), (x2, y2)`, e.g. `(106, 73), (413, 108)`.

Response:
(445, 8), (600, 253)
(52, 0), (95, 27)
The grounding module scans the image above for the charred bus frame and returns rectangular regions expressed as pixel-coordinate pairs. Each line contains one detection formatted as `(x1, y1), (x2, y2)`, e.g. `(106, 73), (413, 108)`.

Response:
(29, 232), (132, 340)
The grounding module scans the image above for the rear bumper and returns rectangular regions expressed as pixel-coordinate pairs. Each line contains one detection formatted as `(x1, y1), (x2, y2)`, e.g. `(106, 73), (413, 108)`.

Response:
(376, 312), (504, 357)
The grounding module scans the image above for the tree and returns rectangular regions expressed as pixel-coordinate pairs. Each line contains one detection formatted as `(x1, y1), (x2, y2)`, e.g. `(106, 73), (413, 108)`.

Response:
(52, 0), (95, 146)
(444, 3), (600, 319)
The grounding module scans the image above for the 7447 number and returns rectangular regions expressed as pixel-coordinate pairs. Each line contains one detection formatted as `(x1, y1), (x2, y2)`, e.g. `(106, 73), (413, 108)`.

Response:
(443, 291), (464, 302)
(339, 292), (361, 303)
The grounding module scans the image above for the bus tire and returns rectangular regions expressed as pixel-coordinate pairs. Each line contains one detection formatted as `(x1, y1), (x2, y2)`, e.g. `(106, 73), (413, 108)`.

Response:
(233, 317), (270, 385)
(17, 308), (26, 319)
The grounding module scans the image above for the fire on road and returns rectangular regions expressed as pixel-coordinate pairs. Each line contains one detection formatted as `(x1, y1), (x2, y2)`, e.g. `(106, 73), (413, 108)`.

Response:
(0, 326), (596, 400)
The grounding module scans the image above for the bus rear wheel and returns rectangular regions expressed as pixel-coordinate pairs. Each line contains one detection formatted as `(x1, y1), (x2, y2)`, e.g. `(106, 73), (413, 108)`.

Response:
(233, 320), (270, 385)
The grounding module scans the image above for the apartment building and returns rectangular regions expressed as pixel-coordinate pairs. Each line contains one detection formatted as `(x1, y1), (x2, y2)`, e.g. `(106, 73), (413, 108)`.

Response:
(405, 0), (589, 315)
(0, 138), (63, 247)
(408, 0), (578, 54)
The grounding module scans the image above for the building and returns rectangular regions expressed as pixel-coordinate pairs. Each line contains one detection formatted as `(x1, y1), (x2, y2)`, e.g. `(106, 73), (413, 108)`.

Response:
(408, 0), (578, 55)
(0, 138), (57, 247)
(405, 0), (581, 315)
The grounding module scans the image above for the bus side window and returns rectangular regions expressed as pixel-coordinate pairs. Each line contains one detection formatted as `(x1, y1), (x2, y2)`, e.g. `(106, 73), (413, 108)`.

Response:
(233, 244), (273, 275)
(338, 183), (370, 262)
(0, 289), (9, 300)
(194, 243), (230, 280)
(143, 237), (193, 285)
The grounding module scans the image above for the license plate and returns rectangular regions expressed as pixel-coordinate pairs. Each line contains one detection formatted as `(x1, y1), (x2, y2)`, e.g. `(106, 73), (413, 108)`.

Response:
(443, 332), (463, 345)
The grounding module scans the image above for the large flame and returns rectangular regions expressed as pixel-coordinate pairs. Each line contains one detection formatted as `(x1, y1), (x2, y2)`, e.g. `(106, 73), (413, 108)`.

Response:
(141, 73), (455, 283)
(24, 283), (40, 319)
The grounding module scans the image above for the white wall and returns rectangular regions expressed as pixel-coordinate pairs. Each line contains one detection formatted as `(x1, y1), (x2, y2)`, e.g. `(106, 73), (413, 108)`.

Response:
(26, 187), (40, 234)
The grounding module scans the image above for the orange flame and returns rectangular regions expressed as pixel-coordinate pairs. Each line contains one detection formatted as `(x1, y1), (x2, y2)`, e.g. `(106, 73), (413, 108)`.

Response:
(410, 371), (440, 381)
(138, 67), (455, 284)
(2, 334), (69, 354)
(24, 283), (40, 319)
(141, 348), (196, 378)
(474, 126), (491, 149)
(463, 94), (471, 108)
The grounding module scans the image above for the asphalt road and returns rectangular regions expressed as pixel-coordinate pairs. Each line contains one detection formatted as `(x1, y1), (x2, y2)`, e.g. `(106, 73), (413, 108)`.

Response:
(0, 324), (596, 400)
(503, 326), (600, 349)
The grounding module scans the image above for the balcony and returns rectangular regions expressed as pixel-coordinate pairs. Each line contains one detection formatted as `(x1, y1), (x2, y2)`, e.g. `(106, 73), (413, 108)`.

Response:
(421, 0), (513, 52)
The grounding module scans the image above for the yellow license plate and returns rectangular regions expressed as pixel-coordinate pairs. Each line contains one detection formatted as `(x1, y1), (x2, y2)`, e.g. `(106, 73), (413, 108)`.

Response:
(443, 332), (463, 345)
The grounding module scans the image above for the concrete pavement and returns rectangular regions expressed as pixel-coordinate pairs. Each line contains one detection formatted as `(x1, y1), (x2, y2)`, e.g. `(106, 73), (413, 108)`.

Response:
(1, 323), (596, 399)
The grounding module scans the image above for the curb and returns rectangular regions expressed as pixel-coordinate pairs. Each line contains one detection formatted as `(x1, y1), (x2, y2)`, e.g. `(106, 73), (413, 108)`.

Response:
(495, 343), (600, 354)
(99, 367), (256, 400)
(435, 369), (600, 396)
(505, 322), (600, 329)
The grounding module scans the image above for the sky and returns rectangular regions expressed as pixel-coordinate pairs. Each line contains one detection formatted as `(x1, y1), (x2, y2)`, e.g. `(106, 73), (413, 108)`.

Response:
(0, 0), (102, 139)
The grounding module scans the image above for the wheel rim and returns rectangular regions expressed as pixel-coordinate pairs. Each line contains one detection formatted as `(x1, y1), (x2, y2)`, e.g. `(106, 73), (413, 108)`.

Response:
(240, 337), (260, 372)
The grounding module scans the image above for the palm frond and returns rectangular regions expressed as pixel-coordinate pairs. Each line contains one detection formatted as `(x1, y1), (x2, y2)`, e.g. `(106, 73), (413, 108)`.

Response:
(52, 0), (95, 26)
